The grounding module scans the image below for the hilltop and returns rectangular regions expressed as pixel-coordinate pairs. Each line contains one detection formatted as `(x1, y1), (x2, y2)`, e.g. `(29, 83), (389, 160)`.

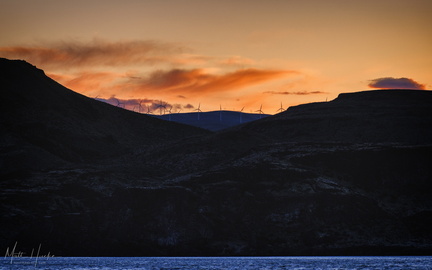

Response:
(239, 89), (432, 144)
(0, 58), (208, 174)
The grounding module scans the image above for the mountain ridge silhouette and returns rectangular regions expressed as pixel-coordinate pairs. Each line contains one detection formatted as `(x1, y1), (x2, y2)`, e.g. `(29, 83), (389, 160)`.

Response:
(1, 57), (431, 256)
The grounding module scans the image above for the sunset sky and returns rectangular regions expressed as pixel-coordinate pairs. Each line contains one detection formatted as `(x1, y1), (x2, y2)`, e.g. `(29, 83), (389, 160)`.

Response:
(1, 0), (431, 113)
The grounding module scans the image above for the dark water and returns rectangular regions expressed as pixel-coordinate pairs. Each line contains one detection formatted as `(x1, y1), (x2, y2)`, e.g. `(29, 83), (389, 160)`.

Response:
(1, 256), (431, 270)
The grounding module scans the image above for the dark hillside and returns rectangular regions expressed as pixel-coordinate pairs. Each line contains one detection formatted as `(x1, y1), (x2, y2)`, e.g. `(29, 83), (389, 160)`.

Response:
(0, 58), (208, 173)
(1, 58), (431, 256)
(239, 89), (432, 144)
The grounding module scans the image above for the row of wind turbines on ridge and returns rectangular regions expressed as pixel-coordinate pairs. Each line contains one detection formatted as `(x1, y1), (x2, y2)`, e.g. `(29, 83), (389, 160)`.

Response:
(108, 98), (287, 122)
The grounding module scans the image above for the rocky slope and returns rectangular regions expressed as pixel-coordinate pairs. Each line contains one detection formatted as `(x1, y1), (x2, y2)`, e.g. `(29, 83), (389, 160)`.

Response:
(1, 58), (431, 256)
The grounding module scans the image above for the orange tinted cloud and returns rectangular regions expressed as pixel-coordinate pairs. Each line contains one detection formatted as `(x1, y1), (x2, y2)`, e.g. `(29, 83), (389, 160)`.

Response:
(0, 39), (186, 69)
(126, 68), (298, 96)
(1, 40), (307, 112)
(218, 56), (256, 67)
(48, 67), (297, 103)
(47, 71), (120, 96)
(0, 41), (256, 70)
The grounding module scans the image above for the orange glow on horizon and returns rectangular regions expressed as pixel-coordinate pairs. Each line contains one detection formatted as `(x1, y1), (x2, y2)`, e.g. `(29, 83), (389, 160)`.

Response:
(1, 1), (430, 113)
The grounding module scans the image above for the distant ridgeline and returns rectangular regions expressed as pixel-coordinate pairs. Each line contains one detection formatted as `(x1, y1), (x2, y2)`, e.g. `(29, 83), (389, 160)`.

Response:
(153, 111), (270, 131)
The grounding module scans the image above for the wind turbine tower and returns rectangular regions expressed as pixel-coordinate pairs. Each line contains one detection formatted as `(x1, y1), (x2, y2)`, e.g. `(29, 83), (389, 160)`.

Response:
(167, 106), (173, 121)
(239, 106), (245, 123)
(219, 104), (223, 122)
(276, 102), (284, 113)
(114, 98), (125, 109)
(146, 106), (152, 115)
(156, 100), (167, 115)
(256, 104), (264, 119)
(195, 103), (202, 120)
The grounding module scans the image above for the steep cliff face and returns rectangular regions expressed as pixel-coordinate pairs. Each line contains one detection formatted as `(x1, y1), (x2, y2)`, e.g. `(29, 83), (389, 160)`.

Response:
(1, 58), (431, 256)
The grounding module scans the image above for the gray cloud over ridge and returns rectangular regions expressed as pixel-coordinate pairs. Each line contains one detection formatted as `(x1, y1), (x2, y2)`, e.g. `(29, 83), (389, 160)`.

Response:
(368, 77), (426, 90)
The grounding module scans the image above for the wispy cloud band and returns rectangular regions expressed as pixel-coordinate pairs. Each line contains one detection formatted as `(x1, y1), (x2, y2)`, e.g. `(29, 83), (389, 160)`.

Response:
(127, 68), (297, 95)
(264, 90), (327, 95)
(0, 39), (186, 69)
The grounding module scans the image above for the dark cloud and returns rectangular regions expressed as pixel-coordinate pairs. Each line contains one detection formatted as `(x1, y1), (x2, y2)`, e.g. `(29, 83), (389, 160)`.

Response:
(264, 90), (328, 95)
(0, 39), (187, 69)
(368, 77), (426, 90)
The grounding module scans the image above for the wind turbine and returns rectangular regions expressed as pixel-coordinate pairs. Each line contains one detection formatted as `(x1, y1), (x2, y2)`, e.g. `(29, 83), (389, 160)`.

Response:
(156, 100), (167, 115)
(239, 106), (245, 123)
(138, 101), (144, 113)
(219, 104), (223, 122)
(114, 98), (124, 109)
(167, 106), (173, 121)
(146, 106), (152, 115)
(194, 103), (202, 120)
(256, 104), (264, 119)
(276, 102), (284, 113)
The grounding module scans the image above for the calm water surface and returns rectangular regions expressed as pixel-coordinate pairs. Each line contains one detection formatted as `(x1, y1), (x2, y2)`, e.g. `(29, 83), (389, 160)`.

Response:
(1, 256), (431, 270)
